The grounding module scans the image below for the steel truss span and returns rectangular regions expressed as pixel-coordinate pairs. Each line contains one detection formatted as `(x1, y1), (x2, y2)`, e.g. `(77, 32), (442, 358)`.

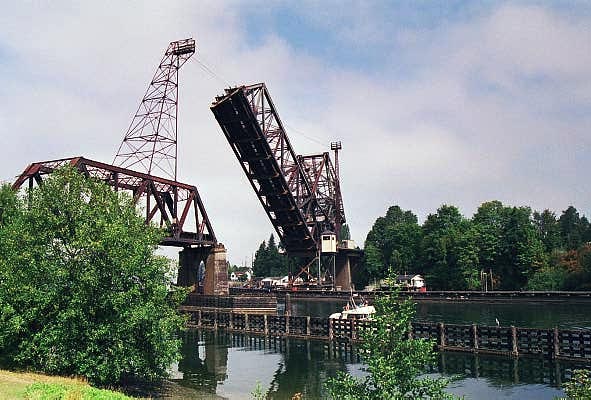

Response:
(114, 38), (196, 181)
(211, 83), (345, 256)
(13, 156), (216, 248)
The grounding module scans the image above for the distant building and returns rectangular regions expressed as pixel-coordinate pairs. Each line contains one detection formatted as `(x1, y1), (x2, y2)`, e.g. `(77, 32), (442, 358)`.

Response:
(230, 269), (252, 282)
(395, 274), (426, 291)
(261, 276), (289, 288)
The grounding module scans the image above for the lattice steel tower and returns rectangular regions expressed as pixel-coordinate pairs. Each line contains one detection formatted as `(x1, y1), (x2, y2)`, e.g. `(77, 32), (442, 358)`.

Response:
(114, 38), (195, 180)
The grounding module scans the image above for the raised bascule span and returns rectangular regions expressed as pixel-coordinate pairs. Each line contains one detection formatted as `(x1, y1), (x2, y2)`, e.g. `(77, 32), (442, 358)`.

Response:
(211, 83), (360, 289)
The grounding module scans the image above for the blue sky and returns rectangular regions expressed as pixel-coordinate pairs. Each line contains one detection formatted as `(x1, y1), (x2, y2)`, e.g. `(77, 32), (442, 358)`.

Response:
(1, 1), (590, 265)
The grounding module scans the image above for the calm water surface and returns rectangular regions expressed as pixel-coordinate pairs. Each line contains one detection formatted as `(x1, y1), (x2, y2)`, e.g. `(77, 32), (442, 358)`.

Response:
(290, 299), (591, 329)
(162, 330), (571, 400)
(159, 299), (591, 399)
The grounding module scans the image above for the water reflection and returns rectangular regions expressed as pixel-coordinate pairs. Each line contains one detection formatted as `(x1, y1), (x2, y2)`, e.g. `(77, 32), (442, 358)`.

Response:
(168, 329), (573, 399)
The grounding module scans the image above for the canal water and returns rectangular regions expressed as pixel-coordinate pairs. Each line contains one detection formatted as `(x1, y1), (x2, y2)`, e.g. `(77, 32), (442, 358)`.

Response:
(159, 300), (591, 399)
(290, 298), (591, 329)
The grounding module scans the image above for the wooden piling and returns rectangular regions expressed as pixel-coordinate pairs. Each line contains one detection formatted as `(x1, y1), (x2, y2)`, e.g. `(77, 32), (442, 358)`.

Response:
(511, 326), (518, 356)
(438, 322), (446, 349)
(553, 327), (560, 359)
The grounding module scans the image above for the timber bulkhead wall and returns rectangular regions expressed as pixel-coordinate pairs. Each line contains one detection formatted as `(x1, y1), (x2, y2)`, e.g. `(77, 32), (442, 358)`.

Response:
(181, 309), (591, 363)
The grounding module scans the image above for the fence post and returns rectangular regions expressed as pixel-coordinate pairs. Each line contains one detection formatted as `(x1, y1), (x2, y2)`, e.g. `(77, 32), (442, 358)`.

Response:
(229, 312), (234, 330)
(553, 327), (560, 359)
(264, 314), (269, 336)
(329, 318), (334, 341)
(438, 322), (446, 349)
(350, 318), (355, 341)
(306, 316), (311, 336)
(285, 315), (290, 336)
(511, 326), (518, 356)
(214, 310), (218, 330)
(198, 310), (202, 328)
(472, 324), (479, 352)
(245, 313), (249, 332)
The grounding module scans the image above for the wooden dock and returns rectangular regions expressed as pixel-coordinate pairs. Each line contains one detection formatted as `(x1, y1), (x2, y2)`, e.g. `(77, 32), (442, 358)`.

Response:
(181, 309), (591, 363)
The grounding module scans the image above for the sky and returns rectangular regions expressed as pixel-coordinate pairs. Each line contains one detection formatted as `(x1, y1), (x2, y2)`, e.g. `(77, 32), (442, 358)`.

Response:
(1, 1), (590, 266)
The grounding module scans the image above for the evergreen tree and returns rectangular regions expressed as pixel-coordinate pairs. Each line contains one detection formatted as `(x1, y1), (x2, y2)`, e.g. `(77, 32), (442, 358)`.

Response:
(559, 206), (585, 250)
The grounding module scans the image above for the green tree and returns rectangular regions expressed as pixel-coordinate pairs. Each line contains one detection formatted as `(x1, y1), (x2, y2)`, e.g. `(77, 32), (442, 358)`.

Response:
(559, 206), (585, 250)
(326, 285), (456, 399)
(253, 241), (269, 277)
(340, 223), (351, 240)
(497, 207), (546, 289)
(533, 209), (561, 253)
(472, 200), (506, 282)
(0, 168), (185, 385)
(363, 206), (422, 281)
(252, 234), (288, 277)
(419, 205), (479, 290)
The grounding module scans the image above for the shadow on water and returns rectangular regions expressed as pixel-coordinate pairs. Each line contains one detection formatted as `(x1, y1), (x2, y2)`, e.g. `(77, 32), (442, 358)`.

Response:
(157, 329), (576, 399)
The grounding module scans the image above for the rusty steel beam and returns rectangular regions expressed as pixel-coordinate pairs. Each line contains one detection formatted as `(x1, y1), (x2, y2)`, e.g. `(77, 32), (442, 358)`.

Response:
(211, 84), (346, 256)
(12, 156), (216, 248)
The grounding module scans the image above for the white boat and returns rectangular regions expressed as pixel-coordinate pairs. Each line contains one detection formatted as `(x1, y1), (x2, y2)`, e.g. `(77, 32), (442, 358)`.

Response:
(329, 294), (376, 320)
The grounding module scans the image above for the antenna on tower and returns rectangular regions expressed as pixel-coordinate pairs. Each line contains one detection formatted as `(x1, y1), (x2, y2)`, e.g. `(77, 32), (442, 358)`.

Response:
(114, 38), (196, 180)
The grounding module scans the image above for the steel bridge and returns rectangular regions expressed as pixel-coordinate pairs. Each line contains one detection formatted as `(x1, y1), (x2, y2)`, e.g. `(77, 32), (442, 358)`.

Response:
(12, 156), (216, 248)
(211, 84), (360, 289)
(211, 83), (345, 256)
(11, 38), (229, 296)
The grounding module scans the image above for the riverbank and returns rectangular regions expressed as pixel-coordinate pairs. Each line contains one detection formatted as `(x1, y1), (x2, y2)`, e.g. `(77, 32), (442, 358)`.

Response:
(0, 370), (133, 400)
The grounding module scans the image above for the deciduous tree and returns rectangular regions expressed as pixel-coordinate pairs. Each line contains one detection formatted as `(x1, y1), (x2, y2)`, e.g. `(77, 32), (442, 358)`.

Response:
(0, 167), (185, 385)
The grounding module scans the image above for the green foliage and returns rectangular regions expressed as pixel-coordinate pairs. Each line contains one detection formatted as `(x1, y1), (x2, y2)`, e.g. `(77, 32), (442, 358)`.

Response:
(340, 223), (351, 240)
(527, 266), (568, 290)
(419, 205), (479, 290)
(252, 234), (288, 277)
(559, 206), (587, 251)
(0, 167), (185, 385)
(250, 381), (267, 400)
(363, 206), (421, 281)
(556, 369), (591, 400)
(326, 285), (457, 400)
(363, 201), (591, 291)
(533, 209), (561, 253)
(24, 382), (134, 400)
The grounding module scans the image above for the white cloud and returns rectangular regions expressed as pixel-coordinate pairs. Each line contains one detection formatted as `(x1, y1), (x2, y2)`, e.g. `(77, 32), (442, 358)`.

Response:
(1, 2), (590, 265)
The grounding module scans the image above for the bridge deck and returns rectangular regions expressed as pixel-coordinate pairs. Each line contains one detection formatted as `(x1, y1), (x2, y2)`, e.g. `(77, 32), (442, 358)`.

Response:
(211, 87), (316, 255)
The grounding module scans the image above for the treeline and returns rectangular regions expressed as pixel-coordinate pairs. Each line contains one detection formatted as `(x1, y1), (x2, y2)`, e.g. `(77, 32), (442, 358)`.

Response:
(252, 234), (289, 277)
(359, 202), (591, 291)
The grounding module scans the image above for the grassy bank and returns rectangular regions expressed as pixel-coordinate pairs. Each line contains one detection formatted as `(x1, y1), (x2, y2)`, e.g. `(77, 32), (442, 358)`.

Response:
(0, 370), (133, 400)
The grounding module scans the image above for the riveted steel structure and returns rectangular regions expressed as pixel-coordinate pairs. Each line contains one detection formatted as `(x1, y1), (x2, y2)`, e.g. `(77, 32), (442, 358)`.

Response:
(210, 83), (346, 258)
(12, 156), (216, 248)
(114, 38), (195, 181)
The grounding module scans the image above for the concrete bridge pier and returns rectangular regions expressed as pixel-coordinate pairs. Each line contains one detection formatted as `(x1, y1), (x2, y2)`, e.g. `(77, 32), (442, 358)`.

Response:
(203, 244), (229, 296)
(334, 249), (362, 291)
(178, 244), (228, 295)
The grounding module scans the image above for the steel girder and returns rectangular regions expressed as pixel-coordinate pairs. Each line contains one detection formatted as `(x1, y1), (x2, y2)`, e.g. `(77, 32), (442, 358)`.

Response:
(12, 156), (216, 248)
(114, 38), (195, 181)
(211, 83), (345, 256)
